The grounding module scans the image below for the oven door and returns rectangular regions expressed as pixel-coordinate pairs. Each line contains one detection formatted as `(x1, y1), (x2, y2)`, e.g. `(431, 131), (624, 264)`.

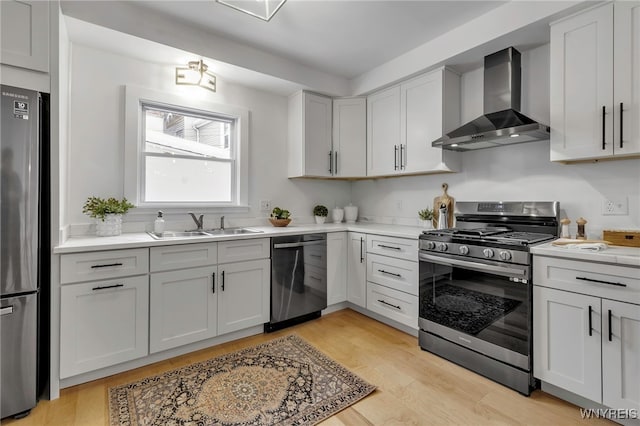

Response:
(418, 252), (531, 370)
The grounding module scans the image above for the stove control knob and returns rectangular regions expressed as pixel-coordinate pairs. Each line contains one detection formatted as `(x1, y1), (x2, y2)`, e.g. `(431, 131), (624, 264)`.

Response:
(499, 251), (512, 261)
(459, 246), (469, 255)
(425, 241), (436, 250)
(438, 243), (448, 252)
(483, 248), (495, 258)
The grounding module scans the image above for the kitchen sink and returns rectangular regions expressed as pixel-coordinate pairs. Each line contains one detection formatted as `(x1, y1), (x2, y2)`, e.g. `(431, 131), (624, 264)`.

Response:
(206, 228), (264, 235)
(148, 228), (263, 240)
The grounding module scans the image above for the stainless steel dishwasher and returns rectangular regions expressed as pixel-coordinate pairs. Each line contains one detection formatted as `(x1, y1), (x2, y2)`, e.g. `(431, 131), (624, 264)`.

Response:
(265, 233), (327, 332)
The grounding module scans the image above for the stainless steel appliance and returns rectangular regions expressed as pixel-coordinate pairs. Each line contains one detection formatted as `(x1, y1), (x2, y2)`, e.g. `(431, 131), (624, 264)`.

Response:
(266, 233), (327, 332)
(1, 85), (49, 418)
(432, 47), (550, 151)
(418, 201), (559, 395)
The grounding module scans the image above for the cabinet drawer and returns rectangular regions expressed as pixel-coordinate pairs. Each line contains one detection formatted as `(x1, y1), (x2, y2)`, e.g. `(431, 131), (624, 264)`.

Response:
(367, 234), (417, 261)
(60, 275), (149, 378)
(218, 238), (270, 264)
(367, 282), (418, 329)
(534, 256), (640, 305)
(150, 243), (217, 272)
(367, 253), (418, 295)
(60, 248), (149, 284)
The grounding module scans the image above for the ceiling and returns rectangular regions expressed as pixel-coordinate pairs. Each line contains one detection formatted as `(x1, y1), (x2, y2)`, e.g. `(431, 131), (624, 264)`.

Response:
(83, 0), (506, 79)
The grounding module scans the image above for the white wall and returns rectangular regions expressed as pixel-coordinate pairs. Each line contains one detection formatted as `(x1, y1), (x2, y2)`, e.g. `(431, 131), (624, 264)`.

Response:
(66, 43), (350, 234)
(351, 44), (640, 239)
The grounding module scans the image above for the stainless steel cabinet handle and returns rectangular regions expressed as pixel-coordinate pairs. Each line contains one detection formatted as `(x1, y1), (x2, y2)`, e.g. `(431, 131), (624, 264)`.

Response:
(221, 271), (225, 291)
(602, 106), (606, 150)
(378, 299), (401, 310)
(608, 309), (613, 342)
(588, 305), (593, 337)
(91, 262), (123, 269)
(0, 306), (14, 316)
(212, 272), (216, 293)
(378, 244), (401, 251)
(360, 237), (364, 263)
(620, 102), (624, 149)
(400, 144), (405, 170)
(328, 151), (333, 174)
(576, 276), (627, 287)
(378, 269), (401, 278)
(394, 145), (399, 170)
(334, 151), (338, 175)
(273, 240), (326, 249)
(92, 283), (124, 291)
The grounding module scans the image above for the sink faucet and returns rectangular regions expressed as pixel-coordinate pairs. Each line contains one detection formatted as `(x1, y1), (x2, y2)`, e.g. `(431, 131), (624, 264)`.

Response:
(188, 212), (204, 230)
(220, 216), (225, 230)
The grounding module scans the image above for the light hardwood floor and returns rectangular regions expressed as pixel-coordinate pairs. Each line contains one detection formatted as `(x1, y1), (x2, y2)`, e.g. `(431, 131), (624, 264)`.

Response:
(5, 309), (610, 425)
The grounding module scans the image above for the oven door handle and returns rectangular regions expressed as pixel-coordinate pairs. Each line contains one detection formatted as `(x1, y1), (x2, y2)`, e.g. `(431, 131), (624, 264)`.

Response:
(419, 253), (527, 278)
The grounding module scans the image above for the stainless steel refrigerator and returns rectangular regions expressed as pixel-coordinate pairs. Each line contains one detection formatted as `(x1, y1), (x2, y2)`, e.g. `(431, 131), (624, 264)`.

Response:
(1, 84), (46, 419)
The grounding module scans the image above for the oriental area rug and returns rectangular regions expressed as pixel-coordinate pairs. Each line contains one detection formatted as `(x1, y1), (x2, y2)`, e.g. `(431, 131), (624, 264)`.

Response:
(109, 335), (376, 425)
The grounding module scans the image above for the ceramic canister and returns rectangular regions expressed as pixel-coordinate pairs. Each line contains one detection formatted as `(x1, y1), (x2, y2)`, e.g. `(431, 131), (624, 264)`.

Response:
(344, 205), (358, 223)
(332, 208), (344, 223)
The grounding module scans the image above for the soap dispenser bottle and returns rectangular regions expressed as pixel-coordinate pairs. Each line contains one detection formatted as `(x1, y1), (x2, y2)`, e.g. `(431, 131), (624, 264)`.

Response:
(154, 211), (165, 234)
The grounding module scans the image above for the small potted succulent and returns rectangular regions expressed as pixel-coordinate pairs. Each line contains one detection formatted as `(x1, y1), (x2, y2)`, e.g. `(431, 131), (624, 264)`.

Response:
(418, 207), (434, 229)
(313, 205), (328, 224)
(83, 196), (135, 236)
(269, 206), (292, 227)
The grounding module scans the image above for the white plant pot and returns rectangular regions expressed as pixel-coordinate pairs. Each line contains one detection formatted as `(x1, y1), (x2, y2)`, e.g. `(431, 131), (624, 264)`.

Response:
(315, 216), (326, 224)
(96, 213), (123, 237)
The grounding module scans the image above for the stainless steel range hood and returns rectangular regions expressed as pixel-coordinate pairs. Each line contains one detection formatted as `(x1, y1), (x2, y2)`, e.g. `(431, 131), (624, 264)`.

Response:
(432, 47), (550, 152)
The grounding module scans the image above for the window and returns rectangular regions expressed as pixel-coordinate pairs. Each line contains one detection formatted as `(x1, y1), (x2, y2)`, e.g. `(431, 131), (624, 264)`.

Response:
(124, 86), (248, 210)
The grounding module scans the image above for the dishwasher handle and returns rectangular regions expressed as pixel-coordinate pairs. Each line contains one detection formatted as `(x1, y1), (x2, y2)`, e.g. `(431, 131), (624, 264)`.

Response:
(273, 240), (326, 249)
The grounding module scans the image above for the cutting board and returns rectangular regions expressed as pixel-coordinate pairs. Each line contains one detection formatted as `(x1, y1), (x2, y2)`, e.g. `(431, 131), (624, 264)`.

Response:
(551, 239), (611, 246)
(432, 183), (454, 228)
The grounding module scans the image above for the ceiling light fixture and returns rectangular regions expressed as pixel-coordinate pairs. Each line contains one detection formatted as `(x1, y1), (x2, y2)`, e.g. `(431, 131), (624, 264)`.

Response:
(216, 0), (286, 21)
(175, 60), (217, 92)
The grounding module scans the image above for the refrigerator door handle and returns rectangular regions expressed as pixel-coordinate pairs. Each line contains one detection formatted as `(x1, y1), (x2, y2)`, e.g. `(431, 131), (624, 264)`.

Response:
(0, 306), (14, 316)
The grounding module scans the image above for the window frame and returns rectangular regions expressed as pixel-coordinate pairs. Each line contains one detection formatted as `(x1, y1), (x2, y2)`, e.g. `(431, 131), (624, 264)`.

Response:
(124, 85), (249, 213)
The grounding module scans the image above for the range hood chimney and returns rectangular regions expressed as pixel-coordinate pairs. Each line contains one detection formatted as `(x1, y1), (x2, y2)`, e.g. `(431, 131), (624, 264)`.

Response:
(432, 47), (550, 151)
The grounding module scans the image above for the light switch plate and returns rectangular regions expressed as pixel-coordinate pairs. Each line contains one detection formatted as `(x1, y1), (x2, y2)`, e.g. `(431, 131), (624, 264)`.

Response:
(602, 197), (628, 215)
(260, 200), (271, 211)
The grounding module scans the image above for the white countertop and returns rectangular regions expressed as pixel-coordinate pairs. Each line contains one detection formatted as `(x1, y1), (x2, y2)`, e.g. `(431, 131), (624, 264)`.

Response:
(531, 242), (640, 267)
(54, 222), (426, 254)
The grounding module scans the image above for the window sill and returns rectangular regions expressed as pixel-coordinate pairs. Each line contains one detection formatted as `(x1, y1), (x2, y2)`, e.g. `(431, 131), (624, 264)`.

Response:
(126, 205), (251, 218)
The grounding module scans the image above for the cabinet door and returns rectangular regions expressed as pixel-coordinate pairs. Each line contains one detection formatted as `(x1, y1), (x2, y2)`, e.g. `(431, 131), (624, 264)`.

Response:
(218, 259), (270, 335)
(149, 266), (217, 353)
(614, 1), (640, 157)
(327, 232), (347, 305)
(367, 86), (400, 176)
(533, 286), (602, 403)
(60, 276), (149, 378)
(602, 299), (640, 411)
(347, 232), (366, 308)
(304, 92), (333, 177)
(550, 3), (614, 161)
(401, 71), (445, 173)
(0, 0), (49, 72)
(333, 98), (366, 177)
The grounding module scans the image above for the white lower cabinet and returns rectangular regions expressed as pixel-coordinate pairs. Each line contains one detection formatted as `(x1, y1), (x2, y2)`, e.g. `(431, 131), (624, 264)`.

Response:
(534, 254), (640, 412)
(218, 259), (270, 335)
(533, 286), (602, 402)
(149, 266), (217, 353)
(347, 232), (366, 308)
(327, 232), (347, 305)
(60, 275), (149, 378)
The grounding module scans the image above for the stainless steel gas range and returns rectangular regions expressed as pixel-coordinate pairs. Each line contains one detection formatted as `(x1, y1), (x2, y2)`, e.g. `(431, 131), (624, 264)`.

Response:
(418, 201), (559, 395)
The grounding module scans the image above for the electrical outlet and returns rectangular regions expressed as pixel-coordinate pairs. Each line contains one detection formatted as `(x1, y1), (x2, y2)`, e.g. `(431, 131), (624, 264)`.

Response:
(602, 197), (628, 215)
(259, 200), (271, 211)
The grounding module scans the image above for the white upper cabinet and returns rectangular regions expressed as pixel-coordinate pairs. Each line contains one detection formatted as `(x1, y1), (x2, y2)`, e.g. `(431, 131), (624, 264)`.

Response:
(550, 2), (640, 161)
(332, 98), (366, 177)
(0, 0), (49, 73)
(288, 91), (333, 178)
(401, 69), (460, 174)
(367, 68), (460, 177)
(367, 86), (401, 176)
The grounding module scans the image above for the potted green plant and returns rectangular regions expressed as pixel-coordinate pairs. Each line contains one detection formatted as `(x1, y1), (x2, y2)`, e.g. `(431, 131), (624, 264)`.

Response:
(83, 196), (135, 236)
(313, 205), (328, 224)
(269, 207), (292, 227)
(418, 207), (434, 228)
